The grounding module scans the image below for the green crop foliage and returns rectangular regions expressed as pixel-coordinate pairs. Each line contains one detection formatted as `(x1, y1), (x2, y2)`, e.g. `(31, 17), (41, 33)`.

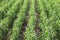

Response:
(0, 0), (22, 39)
(37, 0), (50, 40)
(10, 0), (28, 40)
(24, 0), (37, 40)
(0, 0), (60, 40)
(0, 0), (17, 21)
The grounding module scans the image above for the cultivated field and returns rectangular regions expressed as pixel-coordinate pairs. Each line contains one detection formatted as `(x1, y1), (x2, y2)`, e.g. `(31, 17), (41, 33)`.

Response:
(0, 0), (60, 40)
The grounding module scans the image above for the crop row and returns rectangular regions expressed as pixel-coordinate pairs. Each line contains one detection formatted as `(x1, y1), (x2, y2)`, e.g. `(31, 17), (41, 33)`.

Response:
(47, 0), (60, 39)
(37, 0), (50, 40)
(36, 0), (60, 40)
(0, 0), (23, 39)
(24, 0), (36, 40)
(10, 0), (28, 40)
